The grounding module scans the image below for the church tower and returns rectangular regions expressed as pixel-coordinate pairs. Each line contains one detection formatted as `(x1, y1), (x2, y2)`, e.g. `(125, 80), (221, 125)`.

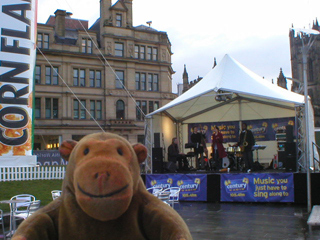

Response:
(182, 65), (189, 93)
(277, 68), (287, 89)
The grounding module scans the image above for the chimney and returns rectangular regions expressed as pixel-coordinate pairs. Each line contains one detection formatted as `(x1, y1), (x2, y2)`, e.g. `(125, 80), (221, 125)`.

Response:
(123, 0), (133, 27)
(54, 9), (67, 37)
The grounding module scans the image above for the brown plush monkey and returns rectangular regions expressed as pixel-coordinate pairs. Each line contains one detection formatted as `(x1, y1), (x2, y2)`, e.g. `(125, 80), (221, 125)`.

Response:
(12, 132), (192, 240)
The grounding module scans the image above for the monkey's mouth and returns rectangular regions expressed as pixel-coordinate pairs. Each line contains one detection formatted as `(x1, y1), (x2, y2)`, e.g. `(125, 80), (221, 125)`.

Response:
(77, 184), (129, 198)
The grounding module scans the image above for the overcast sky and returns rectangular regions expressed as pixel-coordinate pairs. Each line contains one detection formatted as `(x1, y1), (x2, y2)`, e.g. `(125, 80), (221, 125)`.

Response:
(38, 0), (320, 92)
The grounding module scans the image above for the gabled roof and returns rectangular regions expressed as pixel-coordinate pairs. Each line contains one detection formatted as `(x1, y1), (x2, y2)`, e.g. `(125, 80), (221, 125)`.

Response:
(111, 0), (128, 11)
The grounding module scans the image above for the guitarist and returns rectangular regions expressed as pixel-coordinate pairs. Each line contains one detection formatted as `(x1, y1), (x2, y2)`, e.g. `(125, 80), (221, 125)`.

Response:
(238, 122), (255, 173)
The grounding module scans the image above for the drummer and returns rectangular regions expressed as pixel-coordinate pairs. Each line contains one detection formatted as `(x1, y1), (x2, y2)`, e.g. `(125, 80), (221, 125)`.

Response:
(211, 126), (227, 170)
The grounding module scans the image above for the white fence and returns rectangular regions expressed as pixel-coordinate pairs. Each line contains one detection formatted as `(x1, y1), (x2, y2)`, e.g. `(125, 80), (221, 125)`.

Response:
(0, 166), (66, 182)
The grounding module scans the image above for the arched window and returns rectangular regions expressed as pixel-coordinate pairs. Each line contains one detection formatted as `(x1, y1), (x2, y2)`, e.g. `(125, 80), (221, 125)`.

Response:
(116, 100), (125, 119)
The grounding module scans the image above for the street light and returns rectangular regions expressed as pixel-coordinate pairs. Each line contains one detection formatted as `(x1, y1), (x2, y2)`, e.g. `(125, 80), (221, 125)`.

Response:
(291, 27), (320, 213)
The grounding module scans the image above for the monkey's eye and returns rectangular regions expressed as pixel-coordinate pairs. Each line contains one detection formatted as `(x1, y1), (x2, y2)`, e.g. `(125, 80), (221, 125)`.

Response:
(84, 148), (89, 155)
(117, 148), (123, 156)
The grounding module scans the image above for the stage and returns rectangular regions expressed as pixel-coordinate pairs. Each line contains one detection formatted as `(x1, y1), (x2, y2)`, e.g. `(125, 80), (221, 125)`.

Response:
(141, 170), (320, 205)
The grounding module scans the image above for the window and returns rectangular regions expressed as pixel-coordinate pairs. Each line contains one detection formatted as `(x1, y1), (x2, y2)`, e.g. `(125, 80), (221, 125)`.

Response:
(141, 73), (146, 91)
(153, 74), (159, 91)
(134, 45), (139, 58)
(90, 100), (102, 120)
(35, 98), (41, 118)
(135, 45), (157, 60)
(136, 101), (142, 121)
(74, 99), (86, 119)
(152, 47), (158, 61)
(73, 100), (79, 119)
(90, 100), (95, 119)
(147, 47), (152, 60)
(82, 38), (92, 54)
(115, 70), (124, 89)
(140, 46), (145, 59)
(148, 101), (159, 114)
(116, 100), (125, 119)
(97, 100), (102, 120)
(45, 67), (59, 85)
(115, 43), (124, 57)
(136, 100), (159, 120)
(116, 14), (122, 27)
(80, 69), (85, 87)
(45, 67), (51, 85)
(37, 33), (49, 49)
(73, 69), (85, 86)
(145, 73), (158, 92)
(35, 66), (41, 84)
(154, 101), (159, 111)
(141, 101), (147, 117)
(73, 69), (78, 86)
(89, 70), (101, 87)
(136, 72), (146, 91)
(80, 100), (86, 119)
(135, 73), (140, 90)
(149, 101), (154, 114)
(148, 74), (153, 91)
(45, 98), (58, 119)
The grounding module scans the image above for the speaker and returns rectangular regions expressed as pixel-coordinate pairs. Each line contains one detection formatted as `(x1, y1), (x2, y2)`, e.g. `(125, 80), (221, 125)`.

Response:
(152, 161), (163, 173)
(286, 125), (293, 143)
(285, 156), (297, 172)
(285, 142), (296, 156)
(154, 133), (160, 148)
(152, 147), (163, 173)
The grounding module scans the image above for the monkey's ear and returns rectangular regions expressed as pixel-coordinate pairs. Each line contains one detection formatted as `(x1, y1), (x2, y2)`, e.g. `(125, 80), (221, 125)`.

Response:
(133, 144), (147, 164)
(59, 140), (77, 161)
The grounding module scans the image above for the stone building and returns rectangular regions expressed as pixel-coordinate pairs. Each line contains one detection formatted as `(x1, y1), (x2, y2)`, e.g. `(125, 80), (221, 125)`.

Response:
(34, 0), (175, 150)
(289, 19), (320, 126)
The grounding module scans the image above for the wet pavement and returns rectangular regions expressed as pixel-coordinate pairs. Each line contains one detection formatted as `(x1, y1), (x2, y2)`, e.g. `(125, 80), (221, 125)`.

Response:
(175, 202), (320, 240)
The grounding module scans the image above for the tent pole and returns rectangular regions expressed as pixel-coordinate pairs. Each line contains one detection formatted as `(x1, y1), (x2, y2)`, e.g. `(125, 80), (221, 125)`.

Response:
(238, 99), (242, 129)
(302, 44), (312, 213)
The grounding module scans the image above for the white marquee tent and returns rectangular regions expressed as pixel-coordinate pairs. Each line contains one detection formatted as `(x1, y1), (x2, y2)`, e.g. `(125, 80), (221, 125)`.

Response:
(146, 54), (317, 172)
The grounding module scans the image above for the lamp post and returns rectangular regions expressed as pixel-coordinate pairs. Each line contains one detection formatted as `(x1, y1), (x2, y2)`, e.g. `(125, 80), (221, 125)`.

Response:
(292, 28), (320, 212)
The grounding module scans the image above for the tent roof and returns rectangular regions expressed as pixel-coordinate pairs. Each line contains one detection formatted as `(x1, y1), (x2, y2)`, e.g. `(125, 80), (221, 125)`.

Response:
(147, 54), (304, 121)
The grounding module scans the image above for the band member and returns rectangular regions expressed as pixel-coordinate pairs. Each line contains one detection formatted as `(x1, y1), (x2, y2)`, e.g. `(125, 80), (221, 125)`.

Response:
(211, 126), (227, 170)
(191, 126), (205, 170)
(168, 137), (188, 171)
(238, 122), (255, 172)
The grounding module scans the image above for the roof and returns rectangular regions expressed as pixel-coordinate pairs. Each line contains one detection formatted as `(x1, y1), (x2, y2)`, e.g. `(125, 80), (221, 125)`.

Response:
(147, 54), (305, 120)
(46, 16), (88, 30)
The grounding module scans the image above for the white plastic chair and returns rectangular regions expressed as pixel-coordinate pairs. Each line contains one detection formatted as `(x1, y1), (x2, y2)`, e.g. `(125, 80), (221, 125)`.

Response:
(168, 187), (181, 202)
(9, 194), (36, 235)
(51, 190), (62, 200)
(160, 187), (181, 208)
(157, 192), (171, 206)
(10, 194), (35, 214)
(146, 187), (163, 197)
(161, 187), (181, 202)
(13, 200), (41, 219)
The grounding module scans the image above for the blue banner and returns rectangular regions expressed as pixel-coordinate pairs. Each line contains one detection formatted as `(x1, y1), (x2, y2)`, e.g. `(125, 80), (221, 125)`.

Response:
(188, 117), (295, 143)
(146, 174), (207, 201)
(221, 173), (294, 202)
